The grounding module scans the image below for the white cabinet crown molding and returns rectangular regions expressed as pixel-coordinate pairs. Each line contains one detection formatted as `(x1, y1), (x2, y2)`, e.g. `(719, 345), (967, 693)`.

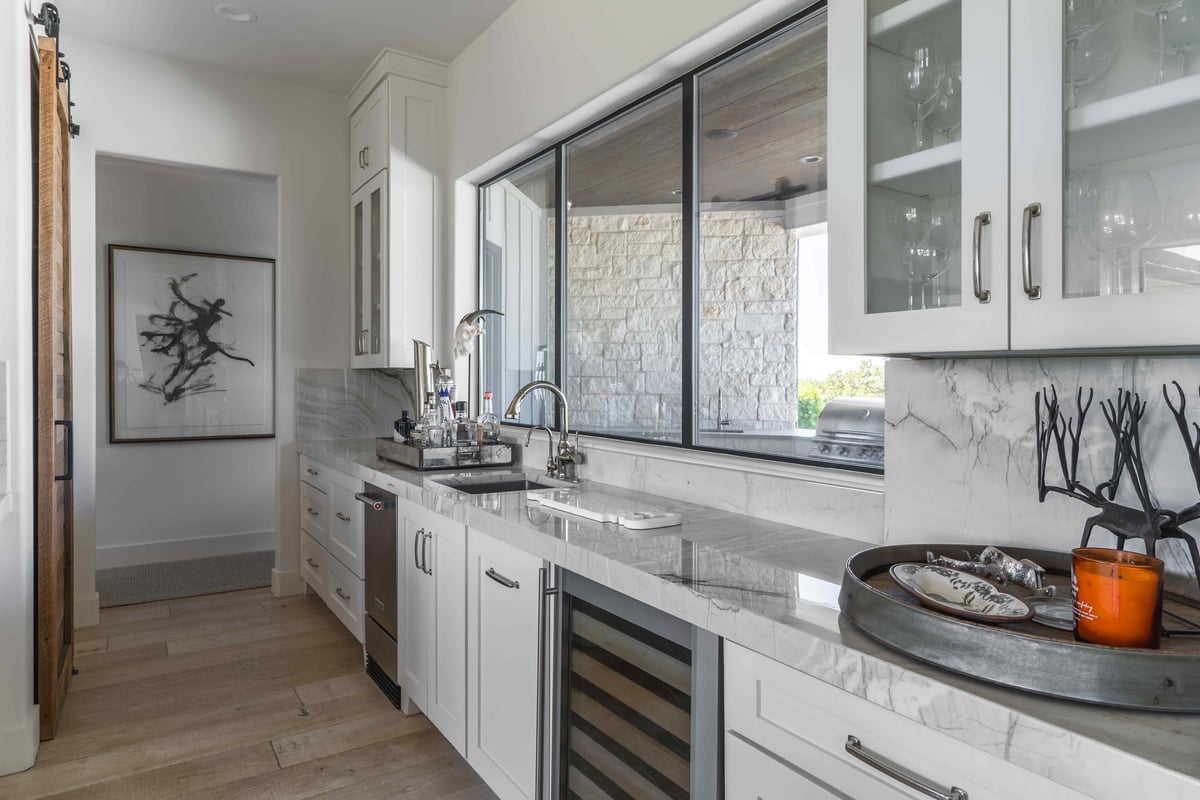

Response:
(348, 48), (450, 114)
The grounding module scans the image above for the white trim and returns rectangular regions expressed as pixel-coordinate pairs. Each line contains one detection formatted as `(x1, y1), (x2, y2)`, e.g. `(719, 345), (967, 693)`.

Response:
(0, 705), (38, 777)
(271, 567), (306, 597)
(94, 529), (275, 569)
(74, 591), (100, 629)
(347, 48), (449, 114)
(502, 429), (884, 494)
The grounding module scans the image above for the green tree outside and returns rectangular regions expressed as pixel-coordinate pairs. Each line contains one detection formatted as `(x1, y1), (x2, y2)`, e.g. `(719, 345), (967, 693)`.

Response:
(797, 360), (885, 429)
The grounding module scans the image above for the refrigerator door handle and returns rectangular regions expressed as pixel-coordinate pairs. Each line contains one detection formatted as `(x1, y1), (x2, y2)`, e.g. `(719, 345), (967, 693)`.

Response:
(536, 565), (558, 800)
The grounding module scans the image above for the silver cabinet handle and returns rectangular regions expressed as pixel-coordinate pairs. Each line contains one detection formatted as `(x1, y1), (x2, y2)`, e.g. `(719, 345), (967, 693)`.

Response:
(305, 507), (319, 517)
(413, 527), (424, 571)
(485, 567), (519, 589)
(335, 587), (351, 601)
(363, 145), (369, 167)
(1021, 202), (1042, 300)
(306, 557), (319, 569)
(335, 512), (351, 522)
(305, 467), (319, 476)
(845, 736), (967, 800)
(421, 531), (432, 575)
(971, 211), (991, 304)
(535, 565), (557, 800)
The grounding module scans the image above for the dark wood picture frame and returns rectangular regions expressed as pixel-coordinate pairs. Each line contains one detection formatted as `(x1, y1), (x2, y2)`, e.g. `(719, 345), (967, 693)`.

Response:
(108, 244), (276, 443)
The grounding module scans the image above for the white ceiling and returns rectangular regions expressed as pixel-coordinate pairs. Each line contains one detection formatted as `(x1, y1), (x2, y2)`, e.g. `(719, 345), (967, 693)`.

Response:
(54, 0), (518, 93)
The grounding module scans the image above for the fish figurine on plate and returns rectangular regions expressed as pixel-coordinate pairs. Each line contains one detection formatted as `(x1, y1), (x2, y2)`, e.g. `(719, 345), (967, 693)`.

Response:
(889, 563), (1035, 624)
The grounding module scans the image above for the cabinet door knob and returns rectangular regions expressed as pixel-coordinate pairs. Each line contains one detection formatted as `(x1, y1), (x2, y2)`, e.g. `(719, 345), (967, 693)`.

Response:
(845, 735), (968, 800)
(971, 211), (991, 304)
(485, 567), (519, 589)
(1021, 202), (1042, 300)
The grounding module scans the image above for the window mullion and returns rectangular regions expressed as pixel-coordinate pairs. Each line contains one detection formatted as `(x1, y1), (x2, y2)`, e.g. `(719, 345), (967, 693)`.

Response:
(681, 77), (699, 449)
(554, 143), (568, 434)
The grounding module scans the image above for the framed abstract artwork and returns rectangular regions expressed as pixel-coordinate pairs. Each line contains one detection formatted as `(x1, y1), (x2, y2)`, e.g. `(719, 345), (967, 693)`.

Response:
(108, 245), (275, 443)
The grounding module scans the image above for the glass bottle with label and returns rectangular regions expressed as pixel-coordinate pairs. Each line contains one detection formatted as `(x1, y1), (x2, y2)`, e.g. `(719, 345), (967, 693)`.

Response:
(477, 390), (501, 443)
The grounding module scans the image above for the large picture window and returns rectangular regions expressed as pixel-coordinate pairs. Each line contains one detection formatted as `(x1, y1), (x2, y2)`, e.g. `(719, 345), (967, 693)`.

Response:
(478, 3), (884, 473)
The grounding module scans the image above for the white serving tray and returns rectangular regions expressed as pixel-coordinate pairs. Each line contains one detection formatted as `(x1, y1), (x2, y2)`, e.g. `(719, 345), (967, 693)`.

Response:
(525, 488), (682, 530)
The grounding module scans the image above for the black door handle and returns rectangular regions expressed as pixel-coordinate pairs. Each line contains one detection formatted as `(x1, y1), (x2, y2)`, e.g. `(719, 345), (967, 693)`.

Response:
(54, 419), (73, 482)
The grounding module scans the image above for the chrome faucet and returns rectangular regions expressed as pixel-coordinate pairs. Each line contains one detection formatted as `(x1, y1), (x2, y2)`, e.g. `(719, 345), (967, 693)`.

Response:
(526, 425), (557, 477)
(505, 381), (580, 482)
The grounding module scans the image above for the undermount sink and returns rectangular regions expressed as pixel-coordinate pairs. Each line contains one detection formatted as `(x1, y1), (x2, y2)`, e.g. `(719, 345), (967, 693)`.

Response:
(432, 473), (556, 495)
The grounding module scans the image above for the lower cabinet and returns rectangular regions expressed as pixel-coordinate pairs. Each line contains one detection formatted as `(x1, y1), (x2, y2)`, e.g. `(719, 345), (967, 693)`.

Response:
(466, 528), (544, 800)
(725, 641), (1089, 800)
(396, 499), (468, 755)
(298, 457), (365, 644)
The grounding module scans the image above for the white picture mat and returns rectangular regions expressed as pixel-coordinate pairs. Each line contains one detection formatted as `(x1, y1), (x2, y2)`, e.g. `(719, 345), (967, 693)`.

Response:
(110, 247), (274, 441)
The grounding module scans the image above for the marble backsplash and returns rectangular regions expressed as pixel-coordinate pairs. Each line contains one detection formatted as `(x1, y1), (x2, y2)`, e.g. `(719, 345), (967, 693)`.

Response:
(295, 368), (416, 442)
(885, 356), (1200, 596)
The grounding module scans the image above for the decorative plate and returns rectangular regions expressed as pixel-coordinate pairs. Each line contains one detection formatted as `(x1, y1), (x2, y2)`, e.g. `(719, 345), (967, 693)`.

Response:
(1028, 596), (1075, 631)
(888, 563), (1035, 624)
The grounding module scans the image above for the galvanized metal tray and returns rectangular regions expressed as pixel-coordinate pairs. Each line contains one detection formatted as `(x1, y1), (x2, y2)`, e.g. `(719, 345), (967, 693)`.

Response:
(840, 544), (1200, 712)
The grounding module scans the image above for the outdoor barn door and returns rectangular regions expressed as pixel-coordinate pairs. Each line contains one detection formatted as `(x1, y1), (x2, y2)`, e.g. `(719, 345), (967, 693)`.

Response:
(36, 35), (74, 741)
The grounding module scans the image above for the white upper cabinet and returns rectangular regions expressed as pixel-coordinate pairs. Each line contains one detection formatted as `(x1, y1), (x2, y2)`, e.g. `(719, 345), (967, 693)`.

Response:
(832, 0), (1200, 355)
(347, 70), (444, 369)
(830, 0), (1010, 355)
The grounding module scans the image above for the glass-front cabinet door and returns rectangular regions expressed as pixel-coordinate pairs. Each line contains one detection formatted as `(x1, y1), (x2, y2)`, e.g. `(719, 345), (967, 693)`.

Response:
(830, 0), (1010, 355)
(351, 170), (388, 368)
(1011, 0), (1200, 349)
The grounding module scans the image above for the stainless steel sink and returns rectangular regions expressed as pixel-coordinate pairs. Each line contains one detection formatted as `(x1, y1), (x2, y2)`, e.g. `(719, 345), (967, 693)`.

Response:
(431, 473), (557, 495)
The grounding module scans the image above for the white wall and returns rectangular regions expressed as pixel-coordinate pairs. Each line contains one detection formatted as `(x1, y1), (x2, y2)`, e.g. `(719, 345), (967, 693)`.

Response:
(93, 157), (278, 569)
(0, 0), (39, 775)
(65, 36), (349, 618)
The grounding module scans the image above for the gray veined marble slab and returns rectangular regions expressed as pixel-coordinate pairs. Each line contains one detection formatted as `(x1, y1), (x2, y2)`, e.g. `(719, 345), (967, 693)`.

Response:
(295, 368), (415, 442)
(298, 438), (1200, 800)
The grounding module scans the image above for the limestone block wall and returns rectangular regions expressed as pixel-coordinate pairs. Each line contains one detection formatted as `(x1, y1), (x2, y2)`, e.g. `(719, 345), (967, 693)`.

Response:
(565, 207), (797, 433)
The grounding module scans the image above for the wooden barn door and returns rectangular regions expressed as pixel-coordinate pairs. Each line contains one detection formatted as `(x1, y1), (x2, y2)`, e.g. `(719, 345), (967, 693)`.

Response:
(35, 34), (74, 741)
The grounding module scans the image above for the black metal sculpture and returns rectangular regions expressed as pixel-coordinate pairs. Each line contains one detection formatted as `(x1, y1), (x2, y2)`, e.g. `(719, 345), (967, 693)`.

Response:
(1035, 383), (1200, 590)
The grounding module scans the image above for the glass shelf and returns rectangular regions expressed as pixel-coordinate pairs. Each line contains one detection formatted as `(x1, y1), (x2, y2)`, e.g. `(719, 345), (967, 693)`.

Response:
(869, 0), (958, 39)
(870, 141), (962, 195)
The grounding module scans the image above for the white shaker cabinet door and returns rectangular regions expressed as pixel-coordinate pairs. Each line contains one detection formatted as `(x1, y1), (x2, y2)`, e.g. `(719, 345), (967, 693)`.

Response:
(399, 514), (431, 711)
(466, 529), (543, 800)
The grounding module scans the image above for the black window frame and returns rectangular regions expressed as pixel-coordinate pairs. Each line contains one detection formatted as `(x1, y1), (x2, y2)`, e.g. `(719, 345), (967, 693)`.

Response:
(477, 0), (880, 476)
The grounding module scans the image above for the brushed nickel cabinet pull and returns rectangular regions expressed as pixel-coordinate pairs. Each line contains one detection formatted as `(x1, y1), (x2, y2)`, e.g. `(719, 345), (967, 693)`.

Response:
(305, 507), (318, 517)
(306, 558), (319, 569)
(485, 567), (519, 589)
(335, 587), (351, 601)
(421, 531), (432, 575)
(363, 145), (369, 167)
(972, 211), (991, 304)
(845, 736), (967, 800)
(335, 512), (351, 522)
(414, 528), (425, 571)
(305, 467), (319, 476)
(1021, 202), (1042, 299)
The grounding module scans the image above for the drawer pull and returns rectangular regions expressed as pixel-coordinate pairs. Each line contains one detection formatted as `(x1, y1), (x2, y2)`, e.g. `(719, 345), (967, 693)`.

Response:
(305, 467), (319, 476)
(845, 736), (967, 800)
(306, 507), (319, 517)
(485, 567), (519, 590)
(335, 512), (351, 522)
(306, 558), (319, 569)
(335, 587), (351, 601)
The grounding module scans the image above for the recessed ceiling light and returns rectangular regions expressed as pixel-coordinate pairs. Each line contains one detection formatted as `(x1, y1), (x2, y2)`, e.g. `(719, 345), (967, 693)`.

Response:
(799, 154), (823, 163)
(705, 129), (738, 141)
(214, 3), (258, 23)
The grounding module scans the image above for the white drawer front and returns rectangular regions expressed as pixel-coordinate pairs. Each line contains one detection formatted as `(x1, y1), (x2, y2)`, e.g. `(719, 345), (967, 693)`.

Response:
(300, 531), (329, 600)
(726, 731), (895, 800)
(325, 554), (365, 644)
(328, 482), (364, 579)
(725, 642), (1089, 800)
(299, 455), (330, 494)
(299, 481), (329, 545)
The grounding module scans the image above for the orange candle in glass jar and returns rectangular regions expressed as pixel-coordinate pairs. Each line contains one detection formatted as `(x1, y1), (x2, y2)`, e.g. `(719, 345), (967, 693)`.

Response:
(1072, 547), (1164, 649)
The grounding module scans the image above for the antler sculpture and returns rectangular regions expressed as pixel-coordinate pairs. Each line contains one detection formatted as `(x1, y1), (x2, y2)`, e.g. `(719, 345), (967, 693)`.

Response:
(1036, 383), (1200, 590)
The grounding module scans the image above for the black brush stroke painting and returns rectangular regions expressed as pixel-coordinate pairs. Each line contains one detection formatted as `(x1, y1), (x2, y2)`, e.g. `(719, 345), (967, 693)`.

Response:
(137, 272), (254, 404)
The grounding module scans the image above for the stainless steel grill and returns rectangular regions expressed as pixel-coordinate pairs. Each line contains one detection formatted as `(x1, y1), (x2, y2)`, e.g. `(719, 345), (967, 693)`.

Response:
(807, 397), (885, 469)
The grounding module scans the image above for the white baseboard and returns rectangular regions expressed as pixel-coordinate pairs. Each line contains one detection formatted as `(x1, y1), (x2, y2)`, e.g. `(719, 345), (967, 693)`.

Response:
(74, 591), (100, 628)
(95, 530), (276, 569)
(272, 568), (305, 597)
(0, 705), (38, 776)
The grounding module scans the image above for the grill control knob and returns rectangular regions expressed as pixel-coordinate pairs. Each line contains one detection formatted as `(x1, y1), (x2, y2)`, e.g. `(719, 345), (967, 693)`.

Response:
(838, 446), (851, 456)
(819, 444), (832, 454)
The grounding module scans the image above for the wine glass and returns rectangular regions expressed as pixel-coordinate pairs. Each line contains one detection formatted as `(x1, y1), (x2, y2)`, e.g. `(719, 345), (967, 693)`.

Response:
(1082, 171), (1161, 294)
(919, 213), (954, 308)
(929, 61), (962, 144)
(1066, 22), (1117, 110)
(897, 33), (945, 152)
(1164, 192), (1200, 242)
(1134, 0), (1186, 84)
(1066, 0), (1117, 40)
(1134, 0), (1200, 82)
(891, 203), (929, 308)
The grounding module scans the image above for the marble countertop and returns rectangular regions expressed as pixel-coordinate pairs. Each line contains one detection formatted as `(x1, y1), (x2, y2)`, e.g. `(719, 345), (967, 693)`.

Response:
(299, 438), (1200, 800)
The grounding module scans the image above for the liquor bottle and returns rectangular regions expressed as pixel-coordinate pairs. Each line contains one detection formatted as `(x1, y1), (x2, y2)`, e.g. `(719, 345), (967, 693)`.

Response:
(477, 390), (501, 443)
(454, 401), (472, 444)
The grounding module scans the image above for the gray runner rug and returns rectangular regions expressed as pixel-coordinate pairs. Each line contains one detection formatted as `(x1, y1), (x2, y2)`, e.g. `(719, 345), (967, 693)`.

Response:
(97, 550), (274, 608)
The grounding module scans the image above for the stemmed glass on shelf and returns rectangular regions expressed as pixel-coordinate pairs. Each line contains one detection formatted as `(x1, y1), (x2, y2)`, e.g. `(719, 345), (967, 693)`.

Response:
(892, 202), (955, 309)
(1134, 0), (1186, 84)
(897, 33), (944, 152)
(1134, 0), (1200, 83)
(1080, 171), (1161, 295)
(1065, 0), (1118, 109)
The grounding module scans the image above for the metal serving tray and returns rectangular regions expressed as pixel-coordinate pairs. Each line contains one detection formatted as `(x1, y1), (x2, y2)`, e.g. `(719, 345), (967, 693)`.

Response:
(375, 437), (513, 471)
(841, 544), (1200, 712)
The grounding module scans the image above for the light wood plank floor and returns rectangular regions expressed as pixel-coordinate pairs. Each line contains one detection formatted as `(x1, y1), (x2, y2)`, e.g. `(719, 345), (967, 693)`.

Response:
(0, 588), (497, 800)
